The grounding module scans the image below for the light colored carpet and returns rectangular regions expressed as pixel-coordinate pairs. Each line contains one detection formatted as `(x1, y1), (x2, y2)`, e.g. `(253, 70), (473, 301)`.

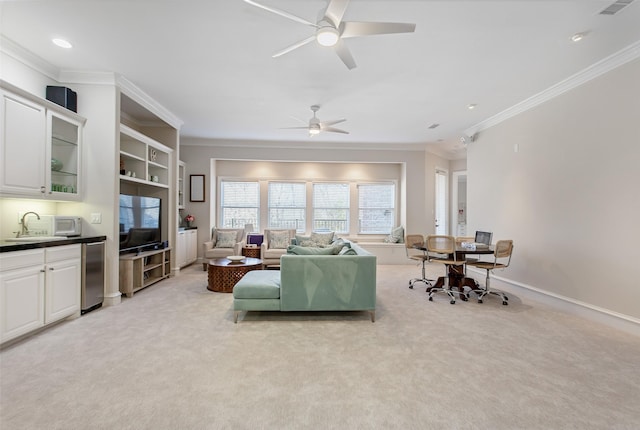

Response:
(1, 263), (639, 430)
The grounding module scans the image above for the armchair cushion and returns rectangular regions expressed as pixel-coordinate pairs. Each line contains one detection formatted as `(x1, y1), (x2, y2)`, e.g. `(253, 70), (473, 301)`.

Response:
(268, 230), (291, 249)
(216, 230), (239, 248)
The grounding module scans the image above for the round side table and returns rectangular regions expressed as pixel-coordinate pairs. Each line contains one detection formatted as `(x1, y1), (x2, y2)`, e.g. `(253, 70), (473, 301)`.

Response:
(207, 257), (262, 293)
(242, 246), (261, 259)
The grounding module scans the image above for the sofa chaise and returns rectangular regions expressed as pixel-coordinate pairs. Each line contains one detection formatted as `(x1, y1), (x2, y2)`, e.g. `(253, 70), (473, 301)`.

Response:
(233, 241), (376, 322)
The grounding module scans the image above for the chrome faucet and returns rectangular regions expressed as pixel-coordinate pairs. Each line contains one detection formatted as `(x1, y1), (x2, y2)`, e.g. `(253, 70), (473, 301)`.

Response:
(19, 211), (40, 237)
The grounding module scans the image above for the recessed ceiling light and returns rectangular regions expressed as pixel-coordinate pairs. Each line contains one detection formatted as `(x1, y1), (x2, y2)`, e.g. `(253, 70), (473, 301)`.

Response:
(52, 38), (72, 49)
(467, 104), (477, 110)
(571, 32), (587, 42)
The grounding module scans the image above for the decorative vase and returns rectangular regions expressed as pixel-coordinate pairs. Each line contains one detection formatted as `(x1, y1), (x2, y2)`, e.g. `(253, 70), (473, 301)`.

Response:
(186, 221), (192, 228)
(51, 158), (63, 171)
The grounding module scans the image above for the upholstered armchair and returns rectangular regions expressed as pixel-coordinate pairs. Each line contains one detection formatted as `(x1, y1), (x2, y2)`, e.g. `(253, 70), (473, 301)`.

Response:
(202, 228), (245, 270)
(261, 229), (296, 268)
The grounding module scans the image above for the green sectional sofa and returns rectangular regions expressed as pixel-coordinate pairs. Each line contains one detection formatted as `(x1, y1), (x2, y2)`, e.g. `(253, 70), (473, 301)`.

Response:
(233, 241), (376, 322)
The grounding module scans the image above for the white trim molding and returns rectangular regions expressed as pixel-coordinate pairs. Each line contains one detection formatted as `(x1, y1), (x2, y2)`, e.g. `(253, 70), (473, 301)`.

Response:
(465, 40), (640, 137)
(467, 268), (640, 338)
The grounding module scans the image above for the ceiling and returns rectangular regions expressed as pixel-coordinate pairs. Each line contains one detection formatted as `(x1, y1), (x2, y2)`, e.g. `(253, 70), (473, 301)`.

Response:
(1, 0), (639, 159)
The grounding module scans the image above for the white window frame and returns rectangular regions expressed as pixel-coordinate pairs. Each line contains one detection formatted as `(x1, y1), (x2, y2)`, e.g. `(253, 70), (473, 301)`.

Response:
(220, 180), (260, 229)
(358, 182), (396, 234)
(267, 181), (306, 232)
(312, 182), (350, 234)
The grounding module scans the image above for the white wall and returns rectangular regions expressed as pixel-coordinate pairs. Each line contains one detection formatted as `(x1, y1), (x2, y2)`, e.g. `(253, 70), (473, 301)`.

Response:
(468, 58), (640, 321)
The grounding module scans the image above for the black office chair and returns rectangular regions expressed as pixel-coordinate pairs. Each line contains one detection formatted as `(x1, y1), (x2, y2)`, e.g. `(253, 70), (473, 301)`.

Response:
(405, 235), (433, 289)
(466, 240), (513, 305)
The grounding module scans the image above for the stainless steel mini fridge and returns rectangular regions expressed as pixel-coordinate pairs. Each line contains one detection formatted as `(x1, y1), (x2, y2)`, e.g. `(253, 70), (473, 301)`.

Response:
(82, 241), (105, 314)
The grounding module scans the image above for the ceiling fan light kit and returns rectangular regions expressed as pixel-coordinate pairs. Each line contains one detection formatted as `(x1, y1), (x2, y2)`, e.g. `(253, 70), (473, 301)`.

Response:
(281, 105), (349, 138)
(316, 26), (340, 47)
(244, 0), (416, 70)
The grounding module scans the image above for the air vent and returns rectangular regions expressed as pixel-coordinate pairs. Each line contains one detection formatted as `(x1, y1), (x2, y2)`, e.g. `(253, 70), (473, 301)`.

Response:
(600, 0), (634, 15)
(427, 123), (440, 129)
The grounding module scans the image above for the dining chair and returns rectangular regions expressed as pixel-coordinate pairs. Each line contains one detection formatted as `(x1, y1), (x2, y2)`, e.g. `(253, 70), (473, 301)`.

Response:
(426, 235), (466, 304)
(405, 234), (433, 289)
(466, 240), (514, 305)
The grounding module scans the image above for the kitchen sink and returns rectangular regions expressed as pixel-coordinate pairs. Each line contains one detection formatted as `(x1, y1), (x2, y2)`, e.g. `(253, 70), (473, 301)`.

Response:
(5, 236), (68, 242)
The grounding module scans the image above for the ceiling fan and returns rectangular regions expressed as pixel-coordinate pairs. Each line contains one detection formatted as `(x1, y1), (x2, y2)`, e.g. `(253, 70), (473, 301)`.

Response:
(244, 0), (416, 69)
(282, 105), (349, 137)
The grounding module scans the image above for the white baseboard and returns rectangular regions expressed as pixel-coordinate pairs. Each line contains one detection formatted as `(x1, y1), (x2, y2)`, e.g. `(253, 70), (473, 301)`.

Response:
(467, 268), (640, 337)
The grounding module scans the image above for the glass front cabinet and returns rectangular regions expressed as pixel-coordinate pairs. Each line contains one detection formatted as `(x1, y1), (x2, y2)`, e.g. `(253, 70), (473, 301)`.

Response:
(48, 111), (82, 199)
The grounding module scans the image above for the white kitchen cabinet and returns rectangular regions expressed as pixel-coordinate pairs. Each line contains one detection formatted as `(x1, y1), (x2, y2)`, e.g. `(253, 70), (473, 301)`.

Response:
(176, 229), (198, 268)
(0, 88), (46, 196)
(44, 245), (81, 324)
(0, 81), (85, 200)
(0, 250), (45, 343)
(0, 244), (80, 345)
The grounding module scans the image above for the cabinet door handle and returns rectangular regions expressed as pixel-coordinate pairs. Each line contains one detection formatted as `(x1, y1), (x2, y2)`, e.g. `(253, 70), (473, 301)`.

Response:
(40, 269), (46, 273)
(40, 186), (46, 193)
(49, 267), (54, 271)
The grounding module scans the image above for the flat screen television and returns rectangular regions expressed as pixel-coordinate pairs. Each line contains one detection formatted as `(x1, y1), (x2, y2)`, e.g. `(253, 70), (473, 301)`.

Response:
(119, 194), (161, 254)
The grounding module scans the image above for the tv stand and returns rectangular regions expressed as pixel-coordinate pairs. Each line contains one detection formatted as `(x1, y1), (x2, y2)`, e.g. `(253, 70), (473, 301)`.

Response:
(119, 247), (171, 298)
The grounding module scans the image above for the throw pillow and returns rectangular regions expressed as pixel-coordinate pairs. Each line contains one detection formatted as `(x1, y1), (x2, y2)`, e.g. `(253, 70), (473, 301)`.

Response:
(384, 226), (404, 243)
(269, 230), (291, 249)
(310, 231), (334, 247)
(286, 245), (337, 255)
(215, 231), (237, 248)
(295, 235), (315, 247)
(339, 246), (357, 255)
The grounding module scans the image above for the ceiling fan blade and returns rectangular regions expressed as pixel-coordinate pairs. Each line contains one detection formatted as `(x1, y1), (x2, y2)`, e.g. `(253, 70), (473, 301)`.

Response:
(334, 39), (356, 69)
(243, 0), (318, 28)
(323, 0), (349, 28)
(319, 119), (346, 127)
(321, 126), (350, 134)
(272, 35), (316, 58)
(280, 126), (311, 130)
(340, 21), (416, 38)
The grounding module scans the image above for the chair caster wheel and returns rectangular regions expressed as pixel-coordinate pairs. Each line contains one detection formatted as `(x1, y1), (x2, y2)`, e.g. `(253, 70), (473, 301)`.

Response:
(428, 296), (433, 302)
(478, 299), (483, 304)
(502, 301), (508, 306)
(409, 285), (413, 289)
(450, 300), (456, 305)
(504, 296), (509, 300)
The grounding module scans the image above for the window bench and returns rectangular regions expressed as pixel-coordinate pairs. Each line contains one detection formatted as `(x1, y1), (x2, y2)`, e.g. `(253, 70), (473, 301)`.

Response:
(349, 239), (408, 265)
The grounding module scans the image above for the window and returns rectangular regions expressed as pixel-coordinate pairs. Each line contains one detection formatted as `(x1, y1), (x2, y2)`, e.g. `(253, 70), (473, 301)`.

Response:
(268, 182), (305, 232)
(313, 183), (349, 233)
(220, 181), (259, 229)
(358, 183), (395, 234)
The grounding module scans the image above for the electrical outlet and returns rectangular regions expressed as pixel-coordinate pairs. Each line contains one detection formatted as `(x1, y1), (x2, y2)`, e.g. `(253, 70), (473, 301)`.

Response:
(91, 213), (102, 224)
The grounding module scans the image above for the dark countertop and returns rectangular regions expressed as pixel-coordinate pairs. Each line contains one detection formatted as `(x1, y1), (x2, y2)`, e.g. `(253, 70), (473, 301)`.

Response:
(0, 236), (107, 253)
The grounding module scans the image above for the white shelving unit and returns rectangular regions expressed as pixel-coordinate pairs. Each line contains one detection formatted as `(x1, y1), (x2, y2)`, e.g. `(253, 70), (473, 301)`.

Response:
(119, 123), (171, 189)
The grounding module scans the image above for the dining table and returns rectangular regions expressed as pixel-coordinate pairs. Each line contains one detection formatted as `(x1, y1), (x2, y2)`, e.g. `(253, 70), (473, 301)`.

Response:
(414, 244), (495, 300)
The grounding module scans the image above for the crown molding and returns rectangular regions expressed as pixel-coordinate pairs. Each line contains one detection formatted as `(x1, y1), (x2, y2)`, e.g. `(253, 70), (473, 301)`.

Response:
(58, 69), (118, 85)
(465, 40), (640, 137)
(116, 75), (183, 130)
(0, 35), (59, 80)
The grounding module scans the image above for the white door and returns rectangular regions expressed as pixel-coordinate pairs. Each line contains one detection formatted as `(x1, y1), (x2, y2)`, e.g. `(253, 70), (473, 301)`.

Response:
(435, 169), (448, 235)
(452, 171), (468, 236)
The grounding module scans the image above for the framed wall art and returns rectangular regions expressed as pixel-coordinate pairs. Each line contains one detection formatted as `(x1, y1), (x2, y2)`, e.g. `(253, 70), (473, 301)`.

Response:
(190, 174), (205, 202)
